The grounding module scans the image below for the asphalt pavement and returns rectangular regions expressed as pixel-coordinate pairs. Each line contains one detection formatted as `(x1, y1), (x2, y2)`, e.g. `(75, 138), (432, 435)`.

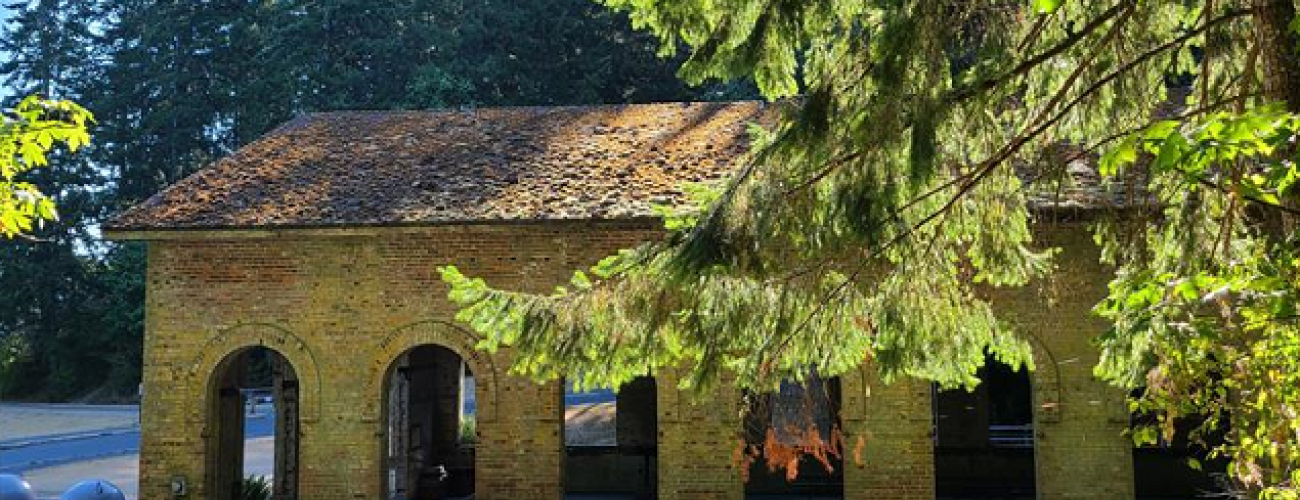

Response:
(3, 387), (614, 476)
(1, 409), (274, 475)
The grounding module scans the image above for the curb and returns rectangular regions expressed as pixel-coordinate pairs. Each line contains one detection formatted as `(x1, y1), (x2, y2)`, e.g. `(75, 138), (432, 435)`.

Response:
(0, 426), (140, 451)
(0, 403), (139, 411)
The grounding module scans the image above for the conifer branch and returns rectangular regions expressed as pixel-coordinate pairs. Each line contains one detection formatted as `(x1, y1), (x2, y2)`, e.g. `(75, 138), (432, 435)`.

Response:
(786, 2), (1132, 198)
(950, 1), (1130, 103)
(777, 2), (1155, 344)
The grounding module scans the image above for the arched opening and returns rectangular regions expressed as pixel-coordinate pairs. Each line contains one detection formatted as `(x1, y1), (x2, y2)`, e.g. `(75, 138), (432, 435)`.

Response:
(381, 344), (476, 500)
(743, 375), (845, 500)
(563, 376), (658, 500)
(207, 346), (300, 500)
(933, 357), (1035, 499)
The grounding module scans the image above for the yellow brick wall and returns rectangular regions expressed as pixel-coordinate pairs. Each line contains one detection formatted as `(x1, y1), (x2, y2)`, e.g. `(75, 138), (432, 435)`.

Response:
(986, 223), (1137, 500)
(842, 372), (936, 500)
(136, 220), (1133, 500)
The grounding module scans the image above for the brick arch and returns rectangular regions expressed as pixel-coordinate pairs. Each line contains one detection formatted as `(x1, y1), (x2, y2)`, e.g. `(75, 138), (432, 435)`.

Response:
(366, 320), (499, 422)
(188, 322), (323, 423)
(1023, 331), (1064, 424)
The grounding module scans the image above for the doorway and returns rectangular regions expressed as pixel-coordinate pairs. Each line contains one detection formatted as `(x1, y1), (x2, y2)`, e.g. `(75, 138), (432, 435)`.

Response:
(743, 375), (845, 500)
(207, 347), (299, 500)
(382, 345), (476, 500)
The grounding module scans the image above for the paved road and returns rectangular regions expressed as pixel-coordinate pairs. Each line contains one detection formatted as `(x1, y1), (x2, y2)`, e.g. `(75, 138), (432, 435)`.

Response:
(0, 404), (138, 444)
(1, 411), (274, 474)
(564, 389), (616, 406)
(1, 382), (614, 475)
(4, 386), (611, 475)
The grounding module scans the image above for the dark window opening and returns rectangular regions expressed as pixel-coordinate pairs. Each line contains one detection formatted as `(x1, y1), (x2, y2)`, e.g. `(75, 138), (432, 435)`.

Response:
(1131, 392), (1228, 499)
(743, 375), (844, 500)
(564, 376), (658, 500)
(382, 345), (475, 500)
(934, 357), (1034, 500)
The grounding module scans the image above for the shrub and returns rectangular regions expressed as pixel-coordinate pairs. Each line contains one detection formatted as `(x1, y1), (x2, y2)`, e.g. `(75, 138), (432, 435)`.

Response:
(459, 415), (476, 445)
(241, 475), (271, 500)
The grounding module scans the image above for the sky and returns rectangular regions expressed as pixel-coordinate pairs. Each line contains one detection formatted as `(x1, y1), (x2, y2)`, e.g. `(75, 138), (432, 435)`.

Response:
(0, 6), (11, 102)
(0, 4), (13, 101)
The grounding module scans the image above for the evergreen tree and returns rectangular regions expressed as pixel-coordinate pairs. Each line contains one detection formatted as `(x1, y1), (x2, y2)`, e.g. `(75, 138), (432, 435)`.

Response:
(263, 0), (731, 110)
(443, 0), (1300, 494)
(0, 0), (740, 400)
(265, 0), (432, 110)
(0, 95), (98, 400)
(441, 0), (704, 106)
(0, 1), (100, 398)
(0, 0), (98, 98)
(91, 0), (266, 205)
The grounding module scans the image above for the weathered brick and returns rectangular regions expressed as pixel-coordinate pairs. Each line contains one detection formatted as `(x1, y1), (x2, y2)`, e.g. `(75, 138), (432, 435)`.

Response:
(133, 221), (1133, 500)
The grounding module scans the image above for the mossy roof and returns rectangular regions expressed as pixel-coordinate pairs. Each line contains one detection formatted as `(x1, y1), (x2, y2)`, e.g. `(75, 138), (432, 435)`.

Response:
(106, 100), (1132, 233)
(107, 102), (771, 231)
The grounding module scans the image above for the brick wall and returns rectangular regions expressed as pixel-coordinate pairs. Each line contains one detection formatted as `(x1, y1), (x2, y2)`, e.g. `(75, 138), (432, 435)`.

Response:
(138, 222), (655, 500)
(985, 223), (1136, 500)
(842, 371), (936, 500)
(656, 369), (744, 500)
(133, 220), (1133, 500)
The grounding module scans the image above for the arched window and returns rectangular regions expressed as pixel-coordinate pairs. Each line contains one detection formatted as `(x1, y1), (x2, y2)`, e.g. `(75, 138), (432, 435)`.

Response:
(207, 347), (300, 500)
(381, 345), (476, 500)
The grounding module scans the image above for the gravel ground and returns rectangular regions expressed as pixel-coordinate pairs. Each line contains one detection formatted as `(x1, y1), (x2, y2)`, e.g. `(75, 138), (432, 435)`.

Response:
(0, 405), (139, 443)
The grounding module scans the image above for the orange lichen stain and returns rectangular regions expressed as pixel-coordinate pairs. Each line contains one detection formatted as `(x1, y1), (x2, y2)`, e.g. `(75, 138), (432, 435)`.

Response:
(738, 421), (847, 482)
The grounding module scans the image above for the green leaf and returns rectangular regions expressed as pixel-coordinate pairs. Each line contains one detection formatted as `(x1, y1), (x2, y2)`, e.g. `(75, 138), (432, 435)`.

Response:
(1100, 135), (1139, 177)
(1151, 132), (1190, 175)
(0, 95), (92, 239)
(1031, 0), (1065, 13)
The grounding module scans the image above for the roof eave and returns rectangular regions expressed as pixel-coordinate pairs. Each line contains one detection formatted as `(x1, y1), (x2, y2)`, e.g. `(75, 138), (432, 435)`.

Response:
(102, 216), (668, 241)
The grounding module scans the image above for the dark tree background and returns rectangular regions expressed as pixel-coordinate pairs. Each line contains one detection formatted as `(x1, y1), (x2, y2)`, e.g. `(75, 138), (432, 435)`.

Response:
(0, 0), (756, 400)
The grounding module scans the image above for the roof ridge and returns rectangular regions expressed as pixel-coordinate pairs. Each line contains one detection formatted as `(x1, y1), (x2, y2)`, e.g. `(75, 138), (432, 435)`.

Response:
(300, 99), (768, 116)
(266, 112), (325, 135)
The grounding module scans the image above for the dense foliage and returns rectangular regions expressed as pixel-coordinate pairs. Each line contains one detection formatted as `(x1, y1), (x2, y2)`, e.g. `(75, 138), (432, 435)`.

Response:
(0, 96), (91, 238)
(443, 0), (1300, 495)
(0, 0), (749, 400)
(1096, 106), (1300, 496)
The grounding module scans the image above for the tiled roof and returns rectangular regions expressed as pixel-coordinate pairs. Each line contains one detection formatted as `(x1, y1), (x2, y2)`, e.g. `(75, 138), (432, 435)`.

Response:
(106, 102), (773, 231)
(106, 100), (1132, 233)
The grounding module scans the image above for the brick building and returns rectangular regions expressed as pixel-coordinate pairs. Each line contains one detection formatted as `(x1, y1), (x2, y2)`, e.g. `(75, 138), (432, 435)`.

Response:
(106, 102), (1185, 500)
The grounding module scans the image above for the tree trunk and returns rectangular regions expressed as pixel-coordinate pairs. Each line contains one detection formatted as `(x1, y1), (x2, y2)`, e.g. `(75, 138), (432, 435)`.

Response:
(1252, 0), (1300, 236)
(1252, 0), (1300, 111)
